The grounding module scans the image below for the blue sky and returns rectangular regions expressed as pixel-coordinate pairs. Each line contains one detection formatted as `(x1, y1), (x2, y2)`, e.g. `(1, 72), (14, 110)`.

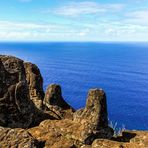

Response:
(0, 0), (148, 41)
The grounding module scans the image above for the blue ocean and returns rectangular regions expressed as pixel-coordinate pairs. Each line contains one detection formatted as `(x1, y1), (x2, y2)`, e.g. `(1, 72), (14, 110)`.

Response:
(0, 42), (148, 130)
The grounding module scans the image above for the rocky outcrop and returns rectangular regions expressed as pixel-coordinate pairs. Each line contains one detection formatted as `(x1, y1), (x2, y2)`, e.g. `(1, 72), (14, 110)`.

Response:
(0, 55), (148, 148)
(73, 89), (113, 140)
(24, 62), (45, 110)
(44, 84), (75, 119)
(92, 139), (139, 148)
(0, 127), (40, 148)
(29, 88), (113, 146)
(0, 55), (55, 128)
(129, 130), (148, 147)
(91, 130), (148, 148)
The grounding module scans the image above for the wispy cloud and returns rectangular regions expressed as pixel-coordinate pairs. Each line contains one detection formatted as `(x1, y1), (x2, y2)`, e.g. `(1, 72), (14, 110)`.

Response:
(0, 21), (93, 41)
(1, 19), (147, 41)
(0, 21), (56, 30)
(0, 21), (61, 40)
(0, 20), (89, 41)
(47, 2), (124, 17)
(1, 0), (148, 41)
(125, 10), (148, 25)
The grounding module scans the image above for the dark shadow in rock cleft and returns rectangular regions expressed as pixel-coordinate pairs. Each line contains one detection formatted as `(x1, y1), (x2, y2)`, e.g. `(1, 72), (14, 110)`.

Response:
(112, 131), (137, 142)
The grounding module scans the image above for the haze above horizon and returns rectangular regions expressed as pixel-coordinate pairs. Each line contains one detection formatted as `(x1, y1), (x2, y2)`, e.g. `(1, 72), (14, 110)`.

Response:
(0, 0), (148, 41)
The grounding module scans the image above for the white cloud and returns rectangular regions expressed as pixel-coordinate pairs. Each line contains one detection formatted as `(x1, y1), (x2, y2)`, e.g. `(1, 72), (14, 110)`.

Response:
(102, 22), (148, 41)
(0, 21), (66, 40)
(0, 19), (148, 41)
(0, 21), (68, 34)
(48, 2), (124, 17)
(0, 21), (93, 41)
(77, 28), (90, 36)
(125, 10), (148, 25)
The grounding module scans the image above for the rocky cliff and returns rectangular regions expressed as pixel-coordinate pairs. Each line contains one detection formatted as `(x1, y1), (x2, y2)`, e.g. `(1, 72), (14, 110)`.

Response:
(0, 55), (147, 148)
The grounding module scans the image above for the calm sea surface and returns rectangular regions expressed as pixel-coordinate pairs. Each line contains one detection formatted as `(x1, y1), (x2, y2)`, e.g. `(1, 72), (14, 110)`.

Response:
(0, 42), (148, 130)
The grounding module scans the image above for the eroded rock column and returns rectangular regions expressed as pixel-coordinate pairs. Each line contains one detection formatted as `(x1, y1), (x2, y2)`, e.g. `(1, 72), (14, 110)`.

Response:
(74, 88), (113, 141)
(85, 89), (108, 129)
(44, 84), (75, 119)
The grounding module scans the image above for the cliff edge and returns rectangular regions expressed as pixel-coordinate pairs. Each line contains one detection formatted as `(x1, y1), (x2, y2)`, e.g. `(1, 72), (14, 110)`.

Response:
(0, 55), (147, 148)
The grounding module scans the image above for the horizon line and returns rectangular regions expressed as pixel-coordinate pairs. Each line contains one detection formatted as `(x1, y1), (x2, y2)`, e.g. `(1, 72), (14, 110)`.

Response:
(0, 40), (148, 43)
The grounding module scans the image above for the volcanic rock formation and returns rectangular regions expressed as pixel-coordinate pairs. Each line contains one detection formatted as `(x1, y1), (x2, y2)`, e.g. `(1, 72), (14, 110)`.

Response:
(0, 127), (40, 147)
(0, 55), (54, 128)
(0, 55), (147, 148)
(44, 84), (75, 119)
(24, 62), (45, 110)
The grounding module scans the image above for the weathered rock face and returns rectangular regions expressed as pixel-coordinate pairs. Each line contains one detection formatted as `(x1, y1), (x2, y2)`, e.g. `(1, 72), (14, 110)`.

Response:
(127, 130), (148, 147)
(44, 84), (71, 109)
(85, 89), (108, 128)
(0, 56), (31, 127)
(0, 127), (39, 148)
(74, 89), (113, 140)
(0, 55), (53, 128)
(24, 62), (44, 110)
(28, 89), (113, 146)
(74, 89), (108, 125)
(44, 84), (75, 119)
(92, 139), (138, 148)
(92, 130), (148, 148)
(28, 123), (148, 148)
(0, 55), (148, 148)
